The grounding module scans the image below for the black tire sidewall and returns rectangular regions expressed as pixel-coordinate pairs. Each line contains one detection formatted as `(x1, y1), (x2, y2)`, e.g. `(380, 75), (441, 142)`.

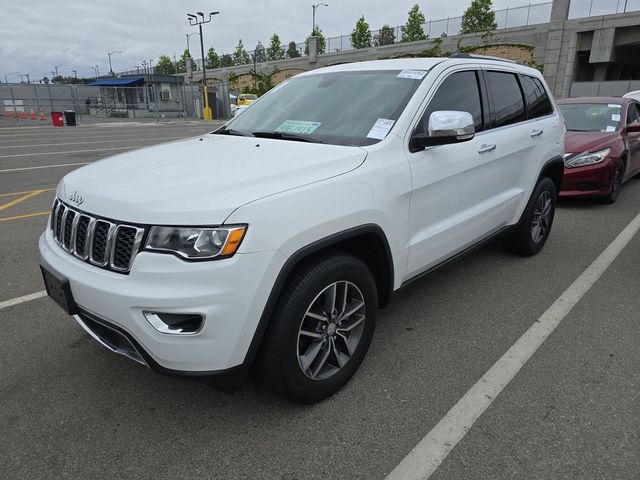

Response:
(271, 254), (377, 403)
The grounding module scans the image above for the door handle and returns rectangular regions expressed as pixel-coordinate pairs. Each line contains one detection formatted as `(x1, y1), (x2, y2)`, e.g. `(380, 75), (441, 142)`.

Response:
(478, 144), (497, 153)
(530, 129), (544, 137)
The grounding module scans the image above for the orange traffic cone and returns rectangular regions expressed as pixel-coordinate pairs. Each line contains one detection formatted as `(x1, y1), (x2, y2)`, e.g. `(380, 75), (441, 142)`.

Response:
(29, 109), (36, 120)
(20, 111), (27, 120)
(39, 112), (47, 121)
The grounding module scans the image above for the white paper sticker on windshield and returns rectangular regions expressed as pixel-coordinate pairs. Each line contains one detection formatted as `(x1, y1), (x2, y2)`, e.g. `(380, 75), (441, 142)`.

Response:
(611, 113), (621, 122)
(397, 70), (428, 80)
(275, 120), (321, 135)
(606, 125), (616, 132)
(608, 104), (621, 109)
(367, 118), (395, 140)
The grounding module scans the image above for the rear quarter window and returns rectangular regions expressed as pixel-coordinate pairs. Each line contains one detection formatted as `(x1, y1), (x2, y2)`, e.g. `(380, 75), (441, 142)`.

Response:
(521, 75), (553, 119)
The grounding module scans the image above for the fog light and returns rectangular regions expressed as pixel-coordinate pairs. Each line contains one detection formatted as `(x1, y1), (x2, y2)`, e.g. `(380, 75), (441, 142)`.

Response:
(143, 311), (204, 335)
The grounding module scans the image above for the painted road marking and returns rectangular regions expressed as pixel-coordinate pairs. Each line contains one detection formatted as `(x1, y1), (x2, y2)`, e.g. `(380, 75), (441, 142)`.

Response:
(0, 188), (54, 198)
(0, 291), (48, 311)
(0, 189), (48, 211)
(0, 163), (89, 173)
(0, 211), (50, 222)
(386, 209), (640, 480)
(0, 142), (179, 159)
(0, 130), (210, 143)
(0, 136), (190, 149)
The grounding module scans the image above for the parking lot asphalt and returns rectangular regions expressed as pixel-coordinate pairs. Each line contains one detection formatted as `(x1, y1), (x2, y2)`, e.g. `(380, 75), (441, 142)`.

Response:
(1, 122), (639, 479)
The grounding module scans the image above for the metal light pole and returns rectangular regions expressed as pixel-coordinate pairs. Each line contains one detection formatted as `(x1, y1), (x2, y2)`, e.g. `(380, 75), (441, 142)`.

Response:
(187, 10), (220, 120)
(53, 64), (67, 77)
(186, 32), (200, 54)
(72, 69), (78, 79)
(312, 3), (328, 34)
(4, 72), (20, 83)
(108, 51), (122, 76)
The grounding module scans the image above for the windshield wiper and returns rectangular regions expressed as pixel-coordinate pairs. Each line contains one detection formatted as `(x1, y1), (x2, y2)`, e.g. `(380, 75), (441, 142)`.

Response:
(252, 131), (324, 143)
(566, 128), (593, 132)
(214, 127), (251, 137)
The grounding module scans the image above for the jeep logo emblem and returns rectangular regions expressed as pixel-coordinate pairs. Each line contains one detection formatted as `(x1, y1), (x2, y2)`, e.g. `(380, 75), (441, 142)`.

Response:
(68, 191), (84, 206)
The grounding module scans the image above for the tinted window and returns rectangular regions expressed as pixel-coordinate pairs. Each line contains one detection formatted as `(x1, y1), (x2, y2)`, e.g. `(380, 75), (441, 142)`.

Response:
(487, 71), (526, 128)
(419, 71), (484, 134)
(521, 75), (553, 118)
(626, 103), (639, 124)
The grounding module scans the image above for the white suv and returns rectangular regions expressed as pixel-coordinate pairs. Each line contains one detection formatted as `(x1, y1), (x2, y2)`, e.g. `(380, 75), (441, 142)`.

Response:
(40, 56), (564, 403)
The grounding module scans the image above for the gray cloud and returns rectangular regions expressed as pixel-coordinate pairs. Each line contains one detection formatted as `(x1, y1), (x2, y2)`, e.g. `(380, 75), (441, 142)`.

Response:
(2, 0), (534, 81)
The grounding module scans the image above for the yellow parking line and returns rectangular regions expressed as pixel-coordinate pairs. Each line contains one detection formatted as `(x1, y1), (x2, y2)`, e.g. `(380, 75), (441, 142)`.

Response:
(0, 189), (49, 211)
(0, 211), (50, 222)
(0, 188), (54, 198)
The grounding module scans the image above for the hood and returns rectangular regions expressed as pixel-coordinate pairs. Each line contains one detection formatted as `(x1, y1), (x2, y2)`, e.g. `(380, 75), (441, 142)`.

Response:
(58, 134), (366, 225)
(564, 131), (619, 155)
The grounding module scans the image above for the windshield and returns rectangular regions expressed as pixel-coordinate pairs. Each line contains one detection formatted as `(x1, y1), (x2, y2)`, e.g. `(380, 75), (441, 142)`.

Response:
(559, 103), (622, 132)
(220, 70), (427, 146)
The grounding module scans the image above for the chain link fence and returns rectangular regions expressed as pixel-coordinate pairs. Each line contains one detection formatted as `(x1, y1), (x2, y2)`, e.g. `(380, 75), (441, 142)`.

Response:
(1, 83), (232, 125)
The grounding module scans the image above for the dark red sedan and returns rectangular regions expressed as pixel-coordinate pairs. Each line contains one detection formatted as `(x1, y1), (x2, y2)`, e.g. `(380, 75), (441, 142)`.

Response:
(557, 97), (640, 203)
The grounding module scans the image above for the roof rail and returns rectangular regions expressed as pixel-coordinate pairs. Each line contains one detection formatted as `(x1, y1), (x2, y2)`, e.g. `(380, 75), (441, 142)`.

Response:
(449, 53), (518, 64)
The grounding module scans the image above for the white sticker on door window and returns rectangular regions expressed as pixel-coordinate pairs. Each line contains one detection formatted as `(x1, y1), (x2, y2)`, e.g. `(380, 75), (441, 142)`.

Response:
(608, 104), (621, 109)
(606, 125), (616, 132)
(397, 70), (428, 80)
(611, 113), (621, 121)
(366, 118), (395, 139)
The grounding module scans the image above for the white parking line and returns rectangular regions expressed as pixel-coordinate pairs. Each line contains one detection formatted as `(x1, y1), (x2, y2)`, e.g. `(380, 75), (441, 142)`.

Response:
(0, 145), (147, 159)
(386, 209), (640, 480)
(0, 291), (47, 311)
(0, 135), (188, 149)
(0, 162), (89, 173)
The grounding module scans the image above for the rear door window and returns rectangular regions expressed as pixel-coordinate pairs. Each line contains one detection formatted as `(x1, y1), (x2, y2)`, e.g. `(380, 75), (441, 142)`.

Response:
(521, 75), (553, 119)
(626, 103), (640, 124)
(487, 71), (526, 128)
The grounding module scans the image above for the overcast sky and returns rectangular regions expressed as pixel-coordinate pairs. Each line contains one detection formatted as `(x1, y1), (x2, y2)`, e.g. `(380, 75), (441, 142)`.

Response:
(3, 0), (540, 81)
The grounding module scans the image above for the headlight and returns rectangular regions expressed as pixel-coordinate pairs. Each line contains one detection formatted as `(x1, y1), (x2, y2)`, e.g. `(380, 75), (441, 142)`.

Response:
(564, 148), (610, 168)
(144, 225), (247, 260)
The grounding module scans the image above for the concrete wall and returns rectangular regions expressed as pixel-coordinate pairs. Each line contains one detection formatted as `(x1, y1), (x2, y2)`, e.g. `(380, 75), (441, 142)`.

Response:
(189, 0), (640, 100)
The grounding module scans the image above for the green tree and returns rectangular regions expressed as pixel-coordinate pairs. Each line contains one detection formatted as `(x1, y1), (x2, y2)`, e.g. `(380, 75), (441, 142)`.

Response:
(220, 54), (233, 67)
(41, 76), (50, 84)
(155, 54), (175, 75)
(374, 24), (396, 46)
(460, 0), (497, 34)
(206, 47), (220, 69)
(401, 4), (427, 42)
(267, 33), (285, 61)
(286, 41), (301, 58)
(177, 49), (198, 73)
(253, 41), (266, 63)
(232, 39), (251, 65)
(351, 16), (372, 49)
(304, 26), (326, 55)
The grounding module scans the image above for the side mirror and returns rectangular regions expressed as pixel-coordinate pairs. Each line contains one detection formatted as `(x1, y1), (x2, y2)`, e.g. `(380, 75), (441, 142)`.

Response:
(410, 110), (475, 151)
(627, 122), (640, 133)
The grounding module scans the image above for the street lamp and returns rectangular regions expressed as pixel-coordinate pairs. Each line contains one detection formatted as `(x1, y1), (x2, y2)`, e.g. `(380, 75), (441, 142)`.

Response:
(186, 32), (200, 54)
(108, 50), (122, 76)
(312, 3), (328, 33)
(53, 64), (67, 77)
(4, 72), (20, 83)
(187, 11), (219, 120)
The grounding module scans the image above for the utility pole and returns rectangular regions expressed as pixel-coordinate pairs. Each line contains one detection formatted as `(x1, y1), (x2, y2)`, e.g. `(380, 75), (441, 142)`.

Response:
(53, 64), (67, 77)
(187, 10), (219, 120)
(108, 51), (122, 76)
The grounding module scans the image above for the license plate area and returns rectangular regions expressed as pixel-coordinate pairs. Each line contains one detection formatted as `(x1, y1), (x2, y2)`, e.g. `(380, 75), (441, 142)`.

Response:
(40, 265), (79, 315)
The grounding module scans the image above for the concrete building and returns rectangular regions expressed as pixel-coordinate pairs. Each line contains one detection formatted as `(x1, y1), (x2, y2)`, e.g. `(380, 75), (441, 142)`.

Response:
(194, 0), (640, 99)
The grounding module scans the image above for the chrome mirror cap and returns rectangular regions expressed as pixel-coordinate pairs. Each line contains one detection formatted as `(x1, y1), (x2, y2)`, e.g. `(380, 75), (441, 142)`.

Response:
(428, 110), (475, 140)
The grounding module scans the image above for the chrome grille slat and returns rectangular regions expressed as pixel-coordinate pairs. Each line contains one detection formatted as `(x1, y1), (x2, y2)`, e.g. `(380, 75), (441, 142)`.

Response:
(49, 198), (144, 274)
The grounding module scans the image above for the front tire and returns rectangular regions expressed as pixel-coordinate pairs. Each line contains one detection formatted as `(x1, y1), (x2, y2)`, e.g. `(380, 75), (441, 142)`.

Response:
(503, 177), (556, 256)
(600, 159), (625, 204)
(258, 252), (377, 403)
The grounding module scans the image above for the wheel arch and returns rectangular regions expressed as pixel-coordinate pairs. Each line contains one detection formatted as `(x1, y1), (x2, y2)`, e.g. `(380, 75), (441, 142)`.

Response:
(538, 155), (564, 195)
(241, 224), (394, 370)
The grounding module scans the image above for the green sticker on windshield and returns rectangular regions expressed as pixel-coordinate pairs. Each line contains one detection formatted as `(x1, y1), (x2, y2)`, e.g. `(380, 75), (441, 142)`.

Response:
(275, 120), (321, 135)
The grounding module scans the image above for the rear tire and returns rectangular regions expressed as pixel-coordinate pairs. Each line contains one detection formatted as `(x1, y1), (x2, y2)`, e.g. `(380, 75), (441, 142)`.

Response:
(503, 177), (556, 256)
(258, 251), (377, 404)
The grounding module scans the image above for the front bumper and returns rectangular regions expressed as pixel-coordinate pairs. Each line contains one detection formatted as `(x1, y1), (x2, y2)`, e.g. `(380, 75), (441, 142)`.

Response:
(39, 229), (285, 375)
(560, 155), (618, 197)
